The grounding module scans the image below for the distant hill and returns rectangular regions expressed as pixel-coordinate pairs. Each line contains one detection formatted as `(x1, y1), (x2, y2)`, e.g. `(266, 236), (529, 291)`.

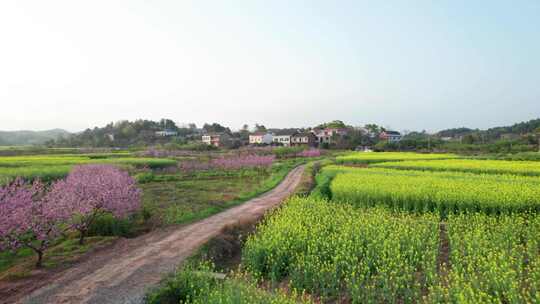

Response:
(436, 118), (540, 140)
(0, 129), (71, 146)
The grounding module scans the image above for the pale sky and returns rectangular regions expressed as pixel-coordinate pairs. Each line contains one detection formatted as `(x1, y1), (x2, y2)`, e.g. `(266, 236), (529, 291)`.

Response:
(1, 0), (539, 132)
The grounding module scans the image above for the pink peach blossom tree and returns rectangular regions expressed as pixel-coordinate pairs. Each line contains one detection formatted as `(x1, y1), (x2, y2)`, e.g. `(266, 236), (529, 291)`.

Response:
(0, 178), (65, 267)
(47, 165), (141, 245)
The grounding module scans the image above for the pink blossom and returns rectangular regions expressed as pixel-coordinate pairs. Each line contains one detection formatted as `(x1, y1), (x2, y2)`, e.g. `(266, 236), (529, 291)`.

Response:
(139, 148), (190, 158)
(211, 155), (275, 170)
(47, 164), (141, 244)
(0, 178), (63, 267)
(297, 149), (321, 158)
(178, 155), (274, 173)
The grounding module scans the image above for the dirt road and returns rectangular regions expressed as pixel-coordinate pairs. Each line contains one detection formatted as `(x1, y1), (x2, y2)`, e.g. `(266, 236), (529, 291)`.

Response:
(17, 165), (304, 304)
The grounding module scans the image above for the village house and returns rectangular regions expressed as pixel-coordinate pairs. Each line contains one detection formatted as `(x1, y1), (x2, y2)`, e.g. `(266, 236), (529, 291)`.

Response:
(291, 132), (318, 147)
(379, 130), (402, 143)
(249, 132), (273, 145)
(202, 133), (231, 147)
(314, 128), (349, 144)
(272, 131), (296, 147)
(155, 129), (178, 137)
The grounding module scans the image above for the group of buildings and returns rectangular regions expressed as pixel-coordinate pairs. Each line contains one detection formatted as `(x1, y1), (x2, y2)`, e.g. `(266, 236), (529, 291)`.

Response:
(200, 128), (402, 148)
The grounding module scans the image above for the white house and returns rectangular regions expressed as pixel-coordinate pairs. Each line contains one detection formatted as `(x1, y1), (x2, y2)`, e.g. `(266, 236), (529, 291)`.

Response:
(314, 128), (349, 144)
(155, 129), (178, 137)
(273, 135), (292, 146)
(291, 132), (318, 147)
(379, 131), (402, 143)
(272, 131), (297, 147)
(202, 133), (231, 147)
(249, 132), (273, 145)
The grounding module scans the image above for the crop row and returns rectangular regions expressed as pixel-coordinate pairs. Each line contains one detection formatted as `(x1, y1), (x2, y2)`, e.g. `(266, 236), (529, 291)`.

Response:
(336, 152), (457, 164)
(429, 213), (540, 303)
(243, 197), (439, 302)
(329, 166), (540, 214)
(372, 158), (540, 176)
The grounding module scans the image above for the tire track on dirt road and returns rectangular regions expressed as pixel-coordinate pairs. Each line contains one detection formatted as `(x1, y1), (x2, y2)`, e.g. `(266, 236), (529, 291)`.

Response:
(18, 165), (305, 304)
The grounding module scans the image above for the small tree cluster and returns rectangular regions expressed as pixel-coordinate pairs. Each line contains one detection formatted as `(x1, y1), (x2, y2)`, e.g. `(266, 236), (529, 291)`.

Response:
(0, 165), (141, 267)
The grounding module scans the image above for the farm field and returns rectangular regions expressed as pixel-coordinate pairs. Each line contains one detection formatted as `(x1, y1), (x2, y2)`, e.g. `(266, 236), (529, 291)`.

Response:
(336, 151), (458, 164)
(0, 153), (177, 185)
(149, 152), (540, 303)
(239, 198), (539, 303)
(140, 160), (302, 226)
(329, 166), (540, 214)
(244, 197), (439, 302)
(372, 158), (540, 176)
(429, 213), (540, 303)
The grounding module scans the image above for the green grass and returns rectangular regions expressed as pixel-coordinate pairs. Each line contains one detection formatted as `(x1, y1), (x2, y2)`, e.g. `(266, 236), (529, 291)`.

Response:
(145, 263), (308, 304)
(0, 236), (115, 280)
(141, 160), (302, 226)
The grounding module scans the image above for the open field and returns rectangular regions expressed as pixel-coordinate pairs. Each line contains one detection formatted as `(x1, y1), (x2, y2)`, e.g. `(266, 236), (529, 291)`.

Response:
(148, 153), (540, 303)
(0, 153), (306, 291)
(336, 152), (458, 164)
(372, 158), (540, 176)
(141, 160), (303, 226)
(3, 151), (540, 303)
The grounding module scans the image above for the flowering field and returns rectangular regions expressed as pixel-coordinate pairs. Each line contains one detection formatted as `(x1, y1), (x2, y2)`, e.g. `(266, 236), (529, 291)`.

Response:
(336, 152), (458, 164)
(329, 166), (540, 214)
(198, 155), (539, 303)
(240, 197), (540, 303)
(372, 158), (540, 176)
(429, 213), (540, 303)
(243, 197), (439, 302)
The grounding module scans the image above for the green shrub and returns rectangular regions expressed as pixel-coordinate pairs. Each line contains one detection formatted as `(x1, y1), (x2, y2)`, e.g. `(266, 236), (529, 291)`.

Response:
(136, 172), (156, 183)
(273, 146), (304, 159)
(87, 214), (134, 238)
(145, 263), (217, 304)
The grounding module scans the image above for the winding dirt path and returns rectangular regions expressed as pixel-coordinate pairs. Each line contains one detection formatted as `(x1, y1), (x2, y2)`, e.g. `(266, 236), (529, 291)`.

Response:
(16, 165), (304, 304)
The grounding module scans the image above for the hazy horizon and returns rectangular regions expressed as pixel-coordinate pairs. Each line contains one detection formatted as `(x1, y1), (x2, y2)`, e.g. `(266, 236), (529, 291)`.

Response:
(2, 1), (539, 132)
